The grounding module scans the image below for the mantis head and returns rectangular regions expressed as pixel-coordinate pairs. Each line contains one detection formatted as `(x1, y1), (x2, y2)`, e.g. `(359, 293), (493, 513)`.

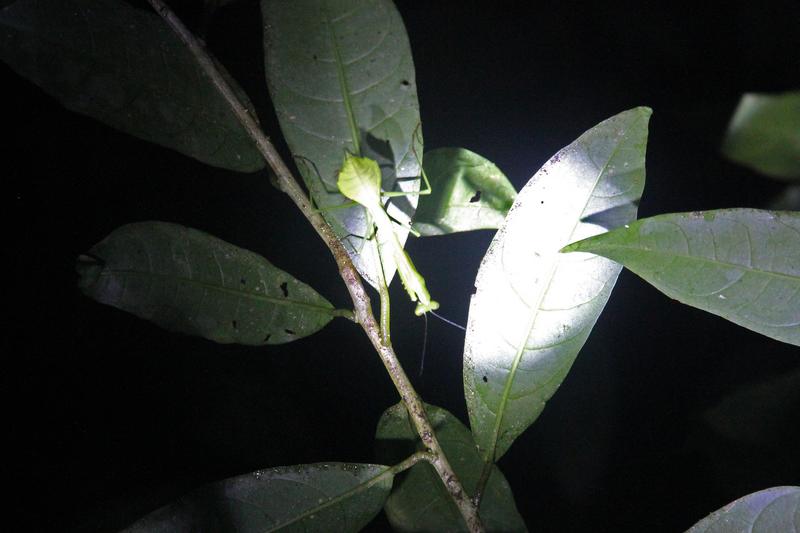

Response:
(414, 299), (440, 317)
(336, 152), (382, 208)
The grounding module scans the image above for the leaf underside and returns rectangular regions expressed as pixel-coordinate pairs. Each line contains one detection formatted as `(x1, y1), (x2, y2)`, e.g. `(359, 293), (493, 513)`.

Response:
(721, 91), (800, 180)
(412, 147), (517, 236)
(122, 463), (393, 533)
(686, 486), (800, 533)
(464, 107), (652, 462)
(563, 209), (800, 347)
(77, 222), (337, 345)
(262, 0), (423, 288)
(0, 0), (263, 172)
(375, 403), (527, 532)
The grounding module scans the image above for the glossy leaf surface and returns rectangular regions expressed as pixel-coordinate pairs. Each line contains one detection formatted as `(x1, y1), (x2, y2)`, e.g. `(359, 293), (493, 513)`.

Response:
(263, 0), (423, 288)
(77, 222), (341, 345)
(123, 463), (393, 532)
(563, 209), (800, 346)
(721, 91), (800, 180)
(375, 403), (526, 532)
(412, 147), (517, 236)
(686, 486), (800, 533)
(0, 0), (263, 172)
(464, 107), (651, 462)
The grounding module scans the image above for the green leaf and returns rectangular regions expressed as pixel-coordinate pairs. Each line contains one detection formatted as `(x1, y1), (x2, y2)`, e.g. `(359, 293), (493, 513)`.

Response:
(262, 0), (423, 288)
(686, 486), (800, 533)
(122, 463), (393, 533)
(412, 147), (517, 236)
(721, 91), (800, 180)
(0, 0), (263, 172)
(562, 209), (800, 346)
(77, 222), (344, 345)
(464, 107), (652, 462)
(375, 403), (526, 533)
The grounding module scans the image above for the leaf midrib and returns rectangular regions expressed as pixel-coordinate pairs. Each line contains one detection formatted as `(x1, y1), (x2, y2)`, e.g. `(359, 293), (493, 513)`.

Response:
(323, 0), (361, 155)
(579, 241), (800, 283)
(486, 124), (632, 462)
(265, 467), (392, 533)
(97, 269), (343, 316)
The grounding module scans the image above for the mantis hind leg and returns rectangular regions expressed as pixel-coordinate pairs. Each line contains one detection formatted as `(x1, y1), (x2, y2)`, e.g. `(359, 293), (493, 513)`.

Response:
(381, 122), (432, 198)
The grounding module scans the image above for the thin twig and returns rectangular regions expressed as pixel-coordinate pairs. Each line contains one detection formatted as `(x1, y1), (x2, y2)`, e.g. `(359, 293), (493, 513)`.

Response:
(390, 450), (436, 475)
(144, 1), (484, 531)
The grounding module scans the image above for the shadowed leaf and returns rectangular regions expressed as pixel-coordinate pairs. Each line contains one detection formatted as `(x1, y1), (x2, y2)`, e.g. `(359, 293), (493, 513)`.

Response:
(768, 185), (800, 211)
(77, 222), (344, 345)
(721, 91), (800, 180)
(122, 463), (393, 532)
(412, 147), (517, 236)
(686, 486), (800, 533)
(703, 368), (800, 446)
(375, 403), (526, 532)
(0, 0), (264, 172)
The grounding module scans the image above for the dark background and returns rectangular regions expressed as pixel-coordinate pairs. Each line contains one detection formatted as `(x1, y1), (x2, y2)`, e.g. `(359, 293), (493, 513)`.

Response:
(7, 0), (800, 531)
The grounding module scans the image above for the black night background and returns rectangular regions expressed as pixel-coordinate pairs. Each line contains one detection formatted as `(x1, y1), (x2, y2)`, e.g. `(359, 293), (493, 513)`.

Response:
(7, 1), (800, 531)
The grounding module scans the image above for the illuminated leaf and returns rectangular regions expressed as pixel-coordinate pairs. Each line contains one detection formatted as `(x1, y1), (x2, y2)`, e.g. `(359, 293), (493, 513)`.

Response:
(122, 463), (393, 532)
(77, 222), (344, 345)
(464, 107), (651, 462)
(563, 209), (800, 346)
(263, 0), (422, 288)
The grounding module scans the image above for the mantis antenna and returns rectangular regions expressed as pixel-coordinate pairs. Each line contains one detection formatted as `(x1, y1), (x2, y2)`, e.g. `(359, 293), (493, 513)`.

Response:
(418, 310), (467, 377)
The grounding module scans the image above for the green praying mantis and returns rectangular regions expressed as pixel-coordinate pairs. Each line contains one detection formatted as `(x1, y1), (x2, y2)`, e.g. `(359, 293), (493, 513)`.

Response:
(334, 152), (439, 345)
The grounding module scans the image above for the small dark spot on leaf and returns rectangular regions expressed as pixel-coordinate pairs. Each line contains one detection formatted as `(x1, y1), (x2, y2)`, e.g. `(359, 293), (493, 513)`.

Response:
(401, 79), (410, 86)
(284, 328), (295, 335)
(280, 282), (288, 297)
(540, 200), (544, 204)
(312, 54), (317, 60)
(232, 320), (238, 329)
(482, 375), (488, 383)
(263, 333), (271, 343)
(240, 278), (246, 285)
(469, 190), (482, 203)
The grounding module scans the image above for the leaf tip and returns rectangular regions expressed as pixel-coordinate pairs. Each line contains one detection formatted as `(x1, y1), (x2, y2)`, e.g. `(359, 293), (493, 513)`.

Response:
(559, 241), (582, 254)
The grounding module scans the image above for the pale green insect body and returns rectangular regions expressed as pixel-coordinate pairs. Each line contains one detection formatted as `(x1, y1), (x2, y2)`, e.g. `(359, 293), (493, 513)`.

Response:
(336, 153), (439, 317)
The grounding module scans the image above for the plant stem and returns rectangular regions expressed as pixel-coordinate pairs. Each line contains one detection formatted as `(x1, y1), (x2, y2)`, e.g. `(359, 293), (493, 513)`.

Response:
(145, 1), (484, 531)
(391, 450), (435, 475)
